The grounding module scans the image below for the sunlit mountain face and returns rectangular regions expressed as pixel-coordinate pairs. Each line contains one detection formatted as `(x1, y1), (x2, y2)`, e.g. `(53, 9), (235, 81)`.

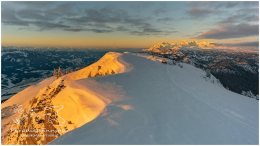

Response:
(147, 40), (259, 53)
(1, 47), (141, 101)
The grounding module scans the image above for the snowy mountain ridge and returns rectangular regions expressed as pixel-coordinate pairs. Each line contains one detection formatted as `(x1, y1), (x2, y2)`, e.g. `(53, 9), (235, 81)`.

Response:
(66, 52), (128, 80)
(1, 52), (126, 144)
(2, 52), (258, 145)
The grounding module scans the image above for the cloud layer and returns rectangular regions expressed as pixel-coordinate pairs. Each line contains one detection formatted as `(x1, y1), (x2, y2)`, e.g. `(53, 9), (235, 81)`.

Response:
(2, 2), (178, 36)
(2, 1), (259, 49)
(196, 23), (259, 39)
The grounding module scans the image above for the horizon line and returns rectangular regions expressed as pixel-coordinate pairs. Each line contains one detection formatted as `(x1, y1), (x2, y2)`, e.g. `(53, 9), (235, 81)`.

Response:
(1, 45), (145, 50)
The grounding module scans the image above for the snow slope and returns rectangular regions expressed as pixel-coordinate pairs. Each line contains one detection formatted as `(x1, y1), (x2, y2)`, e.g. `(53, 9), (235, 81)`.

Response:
(2, 52), (258, 144)
(1, 52), (126, 144)
(51, 52), (258, 144)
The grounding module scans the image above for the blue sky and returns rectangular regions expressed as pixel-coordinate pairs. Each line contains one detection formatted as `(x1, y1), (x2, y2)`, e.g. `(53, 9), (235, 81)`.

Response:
(1, 1), (259, 49)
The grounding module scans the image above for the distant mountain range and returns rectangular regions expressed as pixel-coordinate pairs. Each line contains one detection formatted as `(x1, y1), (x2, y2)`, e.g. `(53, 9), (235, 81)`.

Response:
(144, 41), (259, 99)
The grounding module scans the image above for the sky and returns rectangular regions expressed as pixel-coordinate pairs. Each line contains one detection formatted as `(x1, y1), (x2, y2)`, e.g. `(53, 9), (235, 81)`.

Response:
(1, 1), (259, 50)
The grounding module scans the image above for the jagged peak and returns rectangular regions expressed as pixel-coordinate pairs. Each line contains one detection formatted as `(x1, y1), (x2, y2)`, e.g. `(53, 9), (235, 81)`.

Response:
(146, 40), (216, 53)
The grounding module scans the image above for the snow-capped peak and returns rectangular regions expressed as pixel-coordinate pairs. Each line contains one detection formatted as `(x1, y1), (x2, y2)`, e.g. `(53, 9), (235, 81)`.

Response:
(146, 40), (216, 54)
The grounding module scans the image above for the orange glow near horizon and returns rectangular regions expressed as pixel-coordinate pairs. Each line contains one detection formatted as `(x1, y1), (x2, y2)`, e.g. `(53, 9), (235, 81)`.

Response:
(2, 32), (183, 48)
(2, 32), (216, 49)
(1, 26), (216, 49)
(2, 36), (147, 48)
(2, 32), (258, 50)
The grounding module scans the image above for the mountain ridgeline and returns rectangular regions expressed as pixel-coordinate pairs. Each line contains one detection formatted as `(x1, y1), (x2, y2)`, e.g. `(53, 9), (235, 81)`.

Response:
(145, 41), (259, 99)
(1, 51), (258, 144)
